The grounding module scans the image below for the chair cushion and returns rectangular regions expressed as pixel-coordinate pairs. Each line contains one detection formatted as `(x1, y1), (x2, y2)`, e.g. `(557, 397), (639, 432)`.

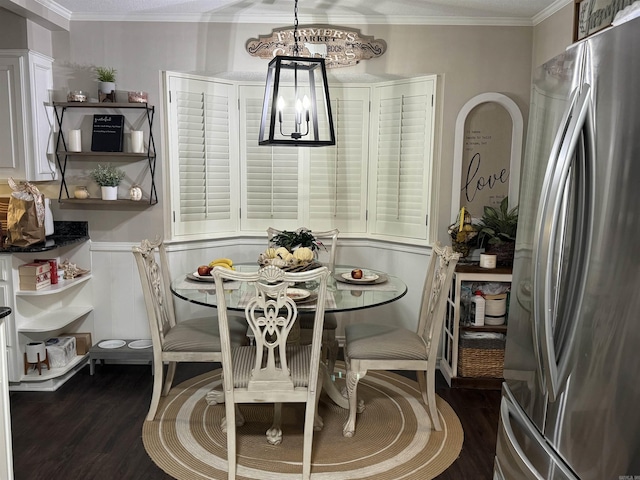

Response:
(345, 323), (428, 360)
(298, 312), (338, 330)
(230, 344), (312, 388)
(164, 316), (247, 352)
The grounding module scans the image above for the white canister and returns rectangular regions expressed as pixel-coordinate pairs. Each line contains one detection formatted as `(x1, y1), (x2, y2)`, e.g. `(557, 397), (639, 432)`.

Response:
(26, 341), (47, 363)
(68, 129), (82, 152)
(485, 296), (507, 325)
(480, 253), (497, 269)
(470, 291), (485, 326)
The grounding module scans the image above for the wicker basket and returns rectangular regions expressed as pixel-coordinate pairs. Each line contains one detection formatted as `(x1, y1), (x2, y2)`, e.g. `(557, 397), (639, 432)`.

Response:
(458, 334), (506, 378)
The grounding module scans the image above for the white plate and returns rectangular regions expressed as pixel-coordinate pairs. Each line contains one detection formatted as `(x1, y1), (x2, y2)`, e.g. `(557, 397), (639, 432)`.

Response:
(190, 270), (215, 282)
(341, 272), (379, 283)
(286, 288), (311, 301)
(98, 339), (126, 349)
(128, 339), (153, 349)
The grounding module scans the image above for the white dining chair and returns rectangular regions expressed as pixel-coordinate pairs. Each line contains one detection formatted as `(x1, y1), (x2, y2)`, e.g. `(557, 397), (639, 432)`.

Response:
(267, 227), (340, 373)
(212, 264), (330, 480)
(132, 237), (248, 421)
(342, 241), (460, 436)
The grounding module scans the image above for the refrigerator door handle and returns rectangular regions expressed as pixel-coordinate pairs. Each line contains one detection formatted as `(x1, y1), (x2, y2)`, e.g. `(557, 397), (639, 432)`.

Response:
(530, 87), (580, 393)
(500, 397), (546, 480)
(500, 388), (580, 480)
(533, 84), (594, 402)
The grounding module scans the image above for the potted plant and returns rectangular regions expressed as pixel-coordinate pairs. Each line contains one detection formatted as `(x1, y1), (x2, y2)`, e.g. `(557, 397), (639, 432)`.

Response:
(90, 163), (125, 200)
(95, 66), (117, 95)
(270, 228), (325, 254)
(477, 196), (519, 265)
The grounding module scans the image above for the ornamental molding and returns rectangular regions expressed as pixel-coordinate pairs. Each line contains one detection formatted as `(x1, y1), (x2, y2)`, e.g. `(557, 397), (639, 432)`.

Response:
(246, 25), (386, 69)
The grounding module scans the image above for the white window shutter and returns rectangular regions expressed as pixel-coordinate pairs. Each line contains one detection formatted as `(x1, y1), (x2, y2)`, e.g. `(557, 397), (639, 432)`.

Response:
(239, 85), (303, 232)
(166, 73), (238, 238)
(369, 78), (435, 241)
(308, 86), (369, 233)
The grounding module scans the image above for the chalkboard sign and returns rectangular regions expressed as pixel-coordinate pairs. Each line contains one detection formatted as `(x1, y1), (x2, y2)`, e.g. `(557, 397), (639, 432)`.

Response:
(91, 114), (124, 152)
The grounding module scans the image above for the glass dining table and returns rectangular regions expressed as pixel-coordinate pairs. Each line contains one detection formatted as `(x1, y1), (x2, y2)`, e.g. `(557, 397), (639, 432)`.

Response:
(170, 263), (408, 423)
(170, 264), (408, 313)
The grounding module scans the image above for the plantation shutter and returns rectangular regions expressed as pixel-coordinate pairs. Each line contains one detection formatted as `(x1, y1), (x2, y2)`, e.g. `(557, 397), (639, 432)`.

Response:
(239, 84), (303, 232)
(308, 86), (369, 233)
(166, 73), (238, 237)
(369, 78), (435, 240)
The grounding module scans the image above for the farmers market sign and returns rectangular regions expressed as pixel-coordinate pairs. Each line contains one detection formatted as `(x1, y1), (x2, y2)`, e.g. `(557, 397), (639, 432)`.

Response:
(246, 25), (386, 69)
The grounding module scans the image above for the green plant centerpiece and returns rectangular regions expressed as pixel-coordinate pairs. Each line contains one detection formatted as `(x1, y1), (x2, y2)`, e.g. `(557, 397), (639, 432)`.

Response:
(258, 228), (326, 271)
(477, 196), (519, 265)
(94, 66), (117, 83)
(90, 164), (125, 187)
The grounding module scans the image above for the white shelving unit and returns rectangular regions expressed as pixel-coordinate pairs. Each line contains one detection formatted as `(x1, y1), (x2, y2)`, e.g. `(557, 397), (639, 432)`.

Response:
(2, 239), (94, 391)
(440, 264), (512, 388)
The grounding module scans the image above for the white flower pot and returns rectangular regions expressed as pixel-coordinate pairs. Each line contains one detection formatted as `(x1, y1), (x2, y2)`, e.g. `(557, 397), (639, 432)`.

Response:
(99, 81), (115, 94)
(101, 186), (118, 200)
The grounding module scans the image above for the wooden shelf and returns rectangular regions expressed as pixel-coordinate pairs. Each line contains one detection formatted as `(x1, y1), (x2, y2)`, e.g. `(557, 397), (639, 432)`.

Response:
(59, 198), (156, 206)
(56, 151), (153, 159)
(18, 305), (93, 333)
(461, 324), (507, 334)
(53, 102), (157, 206)
(52, 102), (152, 109)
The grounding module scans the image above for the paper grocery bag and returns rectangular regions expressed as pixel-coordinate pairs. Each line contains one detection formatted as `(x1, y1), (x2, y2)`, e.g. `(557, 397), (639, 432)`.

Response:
(6, 178), (46, 247)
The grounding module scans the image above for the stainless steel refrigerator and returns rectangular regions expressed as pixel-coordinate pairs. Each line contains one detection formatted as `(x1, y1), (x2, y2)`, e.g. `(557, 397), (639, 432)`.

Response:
(494, 15), (640, 480)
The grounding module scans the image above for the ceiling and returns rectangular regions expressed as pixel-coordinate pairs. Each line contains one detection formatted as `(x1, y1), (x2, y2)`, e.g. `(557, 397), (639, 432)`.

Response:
(44, 0), (570, 25)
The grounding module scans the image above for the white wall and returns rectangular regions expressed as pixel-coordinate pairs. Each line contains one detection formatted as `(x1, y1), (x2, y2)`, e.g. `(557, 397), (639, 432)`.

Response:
(532, 2), (574, 67)
(32, 20), (537, 247)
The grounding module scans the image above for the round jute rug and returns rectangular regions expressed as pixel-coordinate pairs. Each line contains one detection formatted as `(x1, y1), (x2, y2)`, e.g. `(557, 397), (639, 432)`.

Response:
(143, 363), (463, 479)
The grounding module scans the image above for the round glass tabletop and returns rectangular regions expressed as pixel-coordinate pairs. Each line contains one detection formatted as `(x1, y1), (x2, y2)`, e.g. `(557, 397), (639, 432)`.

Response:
(171, 264), (407, 312)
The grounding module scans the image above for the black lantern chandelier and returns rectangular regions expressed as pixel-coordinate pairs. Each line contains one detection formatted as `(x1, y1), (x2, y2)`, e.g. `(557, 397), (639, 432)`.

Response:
(258, 0), (335, 146)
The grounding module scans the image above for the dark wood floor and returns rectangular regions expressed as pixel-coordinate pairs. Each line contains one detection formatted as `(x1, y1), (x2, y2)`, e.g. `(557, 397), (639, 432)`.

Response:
(10, 361), (500, 480)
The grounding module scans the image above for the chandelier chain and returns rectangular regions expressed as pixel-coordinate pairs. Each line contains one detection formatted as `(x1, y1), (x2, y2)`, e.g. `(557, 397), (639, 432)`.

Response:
(293, 0), (299, 55)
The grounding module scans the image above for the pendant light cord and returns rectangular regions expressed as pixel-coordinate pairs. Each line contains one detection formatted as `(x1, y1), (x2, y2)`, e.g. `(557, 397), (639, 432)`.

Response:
(293, 0), (299, 56)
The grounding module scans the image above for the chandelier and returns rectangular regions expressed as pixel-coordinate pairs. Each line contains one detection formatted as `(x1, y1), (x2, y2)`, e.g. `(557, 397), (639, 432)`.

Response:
(258, 0), (335, 146)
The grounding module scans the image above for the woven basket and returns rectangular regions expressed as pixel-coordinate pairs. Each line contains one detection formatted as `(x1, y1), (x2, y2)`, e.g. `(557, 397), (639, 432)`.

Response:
(458, 335), (506, 378)
(484, 241), (515, 266)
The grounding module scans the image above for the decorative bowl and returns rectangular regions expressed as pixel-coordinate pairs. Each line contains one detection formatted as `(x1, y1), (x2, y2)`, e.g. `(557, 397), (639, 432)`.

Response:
(67, 91), (88, 102)
(128, 91), (148, 103)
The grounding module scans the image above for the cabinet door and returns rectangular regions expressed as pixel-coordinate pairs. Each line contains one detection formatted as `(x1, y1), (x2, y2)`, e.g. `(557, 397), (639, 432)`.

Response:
(26, 51), (56, 181)
(0, 50), (55, 181)
(0, 55), (26, 178)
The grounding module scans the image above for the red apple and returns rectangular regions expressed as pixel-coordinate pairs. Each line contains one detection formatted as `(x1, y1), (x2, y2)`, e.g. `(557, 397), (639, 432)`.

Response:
(197, 265), (212, 276)
(351, 268), (363, 279)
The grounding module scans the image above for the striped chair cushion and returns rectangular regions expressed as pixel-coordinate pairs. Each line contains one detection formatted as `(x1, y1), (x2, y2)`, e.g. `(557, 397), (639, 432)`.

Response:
(164, 317), (247, 352)
(345, 323), (428, 360)
(230, 344), (313, 388)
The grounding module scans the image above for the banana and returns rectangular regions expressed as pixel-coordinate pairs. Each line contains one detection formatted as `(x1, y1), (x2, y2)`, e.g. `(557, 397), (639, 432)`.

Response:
(209, 258), (233, 268)
(210, 263), (235, 270)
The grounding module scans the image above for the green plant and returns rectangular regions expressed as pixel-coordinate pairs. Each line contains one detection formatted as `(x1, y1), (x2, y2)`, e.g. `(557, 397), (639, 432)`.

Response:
(271, 228), (326, 253)
(477, 197), (519, 247)
(90, 164), (125, 187)
(94, 66), (117, 83)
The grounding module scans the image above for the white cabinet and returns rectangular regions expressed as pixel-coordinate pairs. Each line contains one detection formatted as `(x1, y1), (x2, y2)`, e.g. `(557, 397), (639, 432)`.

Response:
(0, 310), (13, 480)
(2, 239), (94, 391)
(0, 49), (56, 181)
